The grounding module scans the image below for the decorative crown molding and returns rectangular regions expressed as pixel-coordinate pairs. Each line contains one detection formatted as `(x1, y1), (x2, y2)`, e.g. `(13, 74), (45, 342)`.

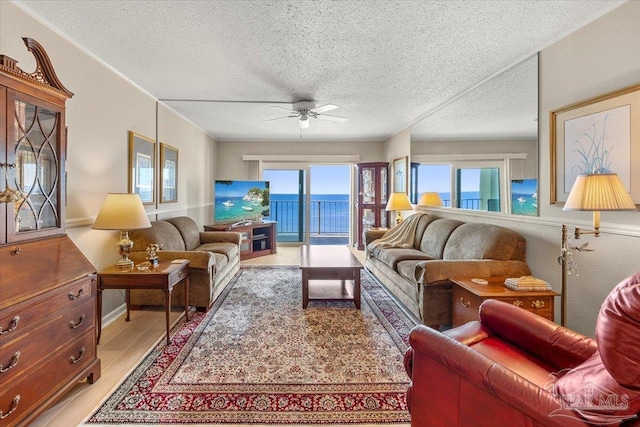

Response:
(0, 37), (73, 98)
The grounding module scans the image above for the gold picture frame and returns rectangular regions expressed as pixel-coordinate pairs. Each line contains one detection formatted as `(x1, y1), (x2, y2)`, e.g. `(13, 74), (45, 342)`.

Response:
(551, 83), (640, 205)
(160, 143), (178, 203)
(128, 131), (155, 205)
(393, 156), (408, 193)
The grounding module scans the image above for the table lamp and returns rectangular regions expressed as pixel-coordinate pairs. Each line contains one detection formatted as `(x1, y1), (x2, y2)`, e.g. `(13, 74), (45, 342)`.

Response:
(560, 172), (636, 325)
(418, 192), (443, 207)
(93, 193), (152, 270)
(386, 192), (413, 225)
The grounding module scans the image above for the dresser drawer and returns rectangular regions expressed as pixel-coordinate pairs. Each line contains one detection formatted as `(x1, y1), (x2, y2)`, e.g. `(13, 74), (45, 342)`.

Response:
(0, 298), (95, 384)
(497, 296), (554, 320)
(0, 275), (95, 346)
(0, 329), (96, 427)
(452, 286), (482, 327)
(0, 236), (95, 309)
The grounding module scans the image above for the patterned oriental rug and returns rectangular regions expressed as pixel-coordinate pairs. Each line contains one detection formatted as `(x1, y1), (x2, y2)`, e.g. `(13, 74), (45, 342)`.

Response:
(85, 266), (418, 425)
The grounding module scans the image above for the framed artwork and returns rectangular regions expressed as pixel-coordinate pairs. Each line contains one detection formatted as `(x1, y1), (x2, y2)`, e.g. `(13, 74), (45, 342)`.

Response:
(128, 131), (155, 205)
(393, 156), (408, 193)
(551, 83), (640, 205)
(160, 143), (178, 203)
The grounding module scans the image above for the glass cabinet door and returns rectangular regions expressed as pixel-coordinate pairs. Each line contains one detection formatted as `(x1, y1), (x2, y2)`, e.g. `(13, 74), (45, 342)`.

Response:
(7, 92), (64, 240)
(356, 162), (389, 249)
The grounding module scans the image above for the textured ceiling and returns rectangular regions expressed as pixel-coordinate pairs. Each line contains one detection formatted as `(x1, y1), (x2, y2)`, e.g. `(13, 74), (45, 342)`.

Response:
(14, 0), (625, 142)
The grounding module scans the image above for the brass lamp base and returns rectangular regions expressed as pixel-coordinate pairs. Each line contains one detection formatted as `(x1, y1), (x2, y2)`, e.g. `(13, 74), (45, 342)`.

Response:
(395, 212), (404, 225)
(115, 230), (134, 270)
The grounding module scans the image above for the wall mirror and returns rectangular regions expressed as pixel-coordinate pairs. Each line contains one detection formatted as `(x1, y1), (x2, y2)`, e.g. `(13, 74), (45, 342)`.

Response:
(410, 54), (539, 216)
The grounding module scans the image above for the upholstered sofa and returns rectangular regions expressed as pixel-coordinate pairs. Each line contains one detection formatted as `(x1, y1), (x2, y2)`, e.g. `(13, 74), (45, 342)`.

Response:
(404, 272), (640, 427)
(365, 213), (531, 327)
(128, 216), (241, 311)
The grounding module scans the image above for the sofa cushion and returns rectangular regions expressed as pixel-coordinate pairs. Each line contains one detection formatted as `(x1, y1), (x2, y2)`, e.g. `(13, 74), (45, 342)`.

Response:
(419, 218), (463, 259)
(374, 247), (432, 270)
(197, 242), (239, 260)
(412, 214), (439, 249)
(596, 272), (640, 387)
(130, 221), (186, 252)
(166, 216), (201, 251)
(443, 223), (525, 261)
(212, 252), (228, 273)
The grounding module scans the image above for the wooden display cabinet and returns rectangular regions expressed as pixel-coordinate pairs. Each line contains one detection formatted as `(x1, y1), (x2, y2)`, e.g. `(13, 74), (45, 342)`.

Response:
(0, 38), (100, 426)
(356, 162), (389, 250)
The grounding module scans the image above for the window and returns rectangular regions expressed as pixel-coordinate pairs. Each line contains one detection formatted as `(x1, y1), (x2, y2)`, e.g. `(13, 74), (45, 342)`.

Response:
(415, 162), (503, 212)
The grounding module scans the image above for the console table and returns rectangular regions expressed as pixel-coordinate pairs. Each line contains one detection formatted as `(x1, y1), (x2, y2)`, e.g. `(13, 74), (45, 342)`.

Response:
(450, 277), (559, 327)
(205, 221), (277, 260)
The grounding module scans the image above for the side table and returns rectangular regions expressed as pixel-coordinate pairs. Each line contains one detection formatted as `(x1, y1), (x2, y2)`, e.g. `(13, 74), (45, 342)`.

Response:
(450, 277), (559, 327)
(97, 259), (190, 345)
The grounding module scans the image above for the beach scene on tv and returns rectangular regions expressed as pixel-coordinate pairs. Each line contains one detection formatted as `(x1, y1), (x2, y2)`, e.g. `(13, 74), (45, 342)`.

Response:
(215, 180), (270, 223)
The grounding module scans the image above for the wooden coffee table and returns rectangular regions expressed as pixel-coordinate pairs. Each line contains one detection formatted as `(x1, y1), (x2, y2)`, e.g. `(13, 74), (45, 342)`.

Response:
(300, 245), (363, 309)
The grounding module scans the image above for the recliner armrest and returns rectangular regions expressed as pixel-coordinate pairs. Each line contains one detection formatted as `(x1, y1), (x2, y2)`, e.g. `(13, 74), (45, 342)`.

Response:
(415, 259), (531, 285)
(199, 231), (242, 245)
(479, 299), (597, 370)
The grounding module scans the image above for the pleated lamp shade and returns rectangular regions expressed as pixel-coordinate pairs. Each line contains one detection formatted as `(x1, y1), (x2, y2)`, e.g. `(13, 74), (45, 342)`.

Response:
(564, 173), (636, 212)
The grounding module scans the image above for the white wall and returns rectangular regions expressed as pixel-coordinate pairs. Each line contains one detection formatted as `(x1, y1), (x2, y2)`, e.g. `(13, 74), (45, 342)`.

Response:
(216, 139), (385, 180)
(1, 2), (217, 318)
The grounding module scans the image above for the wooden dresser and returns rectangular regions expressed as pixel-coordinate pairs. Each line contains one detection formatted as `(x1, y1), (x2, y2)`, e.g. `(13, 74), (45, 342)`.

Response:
(1, 236), (100, 425)
(451, 277), (560, 327)
(0, 38), (100, 426)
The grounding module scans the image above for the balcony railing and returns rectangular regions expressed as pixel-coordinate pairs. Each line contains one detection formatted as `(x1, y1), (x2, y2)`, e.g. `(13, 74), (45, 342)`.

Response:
(268, 200), (349, 236)
(267, 197), (488, 243)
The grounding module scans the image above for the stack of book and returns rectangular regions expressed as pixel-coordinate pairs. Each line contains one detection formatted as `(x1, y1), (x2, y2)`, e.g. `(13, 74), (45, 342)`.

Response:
(504, 276), (551, 292)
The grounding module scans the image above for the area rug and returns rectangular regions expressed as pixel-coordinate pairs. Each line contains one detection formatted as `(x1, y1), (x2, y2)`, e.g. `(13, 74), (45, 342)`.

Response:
(85, 266), (418, 425)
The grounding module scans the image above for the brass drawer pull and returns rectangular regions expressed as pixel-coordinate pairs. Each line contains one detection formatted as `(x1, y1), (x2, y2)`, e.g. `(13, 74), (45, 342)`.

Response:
(69, 314), (86, 329)
(458, 297), (471, 308)
(10, 247), (20, 256)
(0, 351), (20, 373)
(0, 395), (20, 420)
(512, 300), (524, 308)
(69, 347), (86, 364)
(531, 300), (545, 309)
(68, 288), (84, 300)
(0, 316), (20, 335)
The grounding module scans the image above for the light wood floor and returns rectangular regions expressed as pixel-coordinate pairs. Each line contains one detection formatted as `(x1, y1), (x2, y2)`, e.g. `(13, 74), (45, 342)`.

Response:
(33, 246), (369, 427)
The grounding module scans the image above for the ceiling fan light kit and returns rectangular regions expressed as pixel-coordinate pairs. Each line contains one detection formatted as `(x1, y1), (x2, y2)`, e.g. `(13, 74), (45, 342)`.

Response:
(262, 100), (348, 129)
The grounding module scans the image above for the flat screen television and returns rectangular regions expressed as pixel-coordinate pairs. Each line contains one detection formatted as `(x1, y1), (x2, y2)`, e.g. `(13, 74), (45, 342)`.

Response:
(214, 180), (270, 223)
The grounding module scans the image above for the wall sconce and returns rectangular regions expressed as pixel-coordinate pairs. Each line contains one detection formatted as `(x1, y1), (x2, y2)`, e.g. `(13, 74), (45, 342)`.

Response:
(560, 173), (636, 326)
(385, 192), (413, 225)
(92, 193), (152, 270)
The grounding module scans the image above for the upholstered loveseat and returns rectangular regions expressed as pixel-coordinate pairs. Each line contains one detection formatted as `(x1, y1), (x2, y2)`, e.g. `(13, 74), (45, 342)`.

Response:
(403, 273), (640, 426)
(128, 216), (241, 311)
(365, 213), (531, 327)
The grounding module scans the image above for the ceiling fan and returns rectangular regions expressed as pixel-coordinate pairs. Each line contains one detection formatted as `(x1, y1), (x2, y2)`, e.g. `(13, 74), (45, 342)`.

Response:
(262, 101), (348, 129)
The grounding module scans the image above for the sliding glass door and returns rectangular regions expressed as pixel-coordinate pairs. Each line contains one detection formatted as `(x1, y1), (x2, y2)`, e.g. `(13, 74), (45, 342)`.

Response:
(263, 165), (351, 245)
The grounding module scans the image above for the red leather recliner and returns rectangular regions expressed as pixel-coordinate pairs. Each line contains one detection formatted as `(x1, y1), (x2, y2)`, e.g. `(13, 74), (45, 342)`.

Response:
(404, 273), (640, 426)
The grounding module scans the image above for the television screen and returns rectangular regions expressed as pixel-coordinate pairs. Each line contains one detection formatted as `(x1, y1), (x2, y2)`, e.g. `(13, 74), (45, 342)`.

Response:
(214, 180), (270, 223)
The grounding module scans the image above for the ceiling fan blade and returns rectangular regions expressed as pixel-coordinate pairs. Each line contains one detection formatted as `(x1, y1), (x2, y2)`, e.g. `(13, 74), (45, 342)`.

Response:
(299, 118), (310, 129)
(316, 114), (348, 122)
(311, 104), (338, 114)
(271, 106), (295, 112)
(262, 115), (296, 123)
